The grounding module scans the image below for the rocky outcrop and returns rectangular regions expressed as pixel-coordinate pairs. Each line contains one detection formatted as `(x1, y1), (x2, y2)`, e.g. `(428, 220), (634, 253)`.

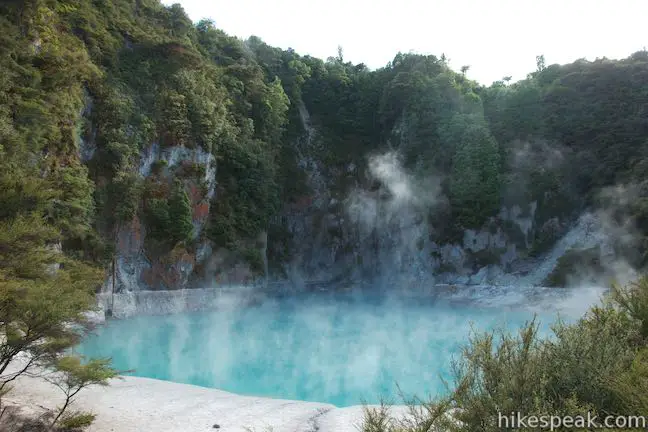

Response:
(104, 142), (264, 293)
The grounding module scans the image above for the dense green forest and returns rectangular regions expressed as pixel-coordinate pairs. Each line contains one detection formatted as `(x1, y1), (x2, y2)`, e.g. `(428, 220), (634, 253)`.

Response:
(3, 0), (648, 285)
(2, 0), (648, 284)
(1, 0), (648, 429)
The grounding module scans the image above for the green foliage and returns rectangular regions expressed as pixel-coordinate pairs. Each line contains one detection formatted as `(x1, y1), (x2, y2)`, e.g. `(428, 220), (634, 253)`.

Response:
(59, 412), (97, 430)
(151, 159), (169, 175)
(48, 161), (96, 239)
(176, 162), (205, 179)
(0, 5), (111, 407)
(46, 356), (117, 427)
(606, 347), (648, 414)
(6, 0), (644, 264)
(109, 171), (143, 225)
(0, 164), (57, 222)
(611, 277), (648, 339)
(144, 197), (172, 242)
(143, 180), (193, 247)
(208, 139), (279, 249)
(484, 54), (648, 220)
(0, 214), (60, 280)
(158, 89), (192, 148)
(241, 247), (264, 274)
(168, 180), (194, 244)
(361, 403), (399, 432)
(0, 250), (104, 409)
(448, 117), (502, 228)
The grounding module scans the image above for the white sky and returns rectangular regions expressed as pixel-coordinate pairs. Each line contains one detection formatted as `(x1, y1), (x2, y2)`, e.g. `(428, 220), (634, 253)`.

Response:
(163, 0), (648, 85)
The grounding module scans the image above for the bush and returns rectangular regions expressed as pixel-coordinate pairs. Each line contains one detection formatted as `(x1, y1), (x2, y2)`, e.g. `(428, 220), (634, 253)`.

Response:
(361, 403), (398, 432)
(176, 161), (206, 179)
(168, 180), (194, 244)
(143, 180), (193, 247)
(59, 412), (96, 430)
(144, 197), (171, 241)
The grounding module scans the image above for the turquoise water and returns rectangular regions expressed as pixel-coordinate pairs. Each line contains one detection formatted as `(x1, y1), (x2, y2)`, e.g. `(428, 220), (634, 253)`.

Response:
(77, 291), (580, 406)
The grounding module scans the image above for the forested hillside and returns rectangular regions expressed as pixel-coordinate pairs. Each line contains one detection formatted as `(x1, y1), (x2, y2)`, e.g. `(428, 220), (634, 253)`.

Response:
(1, 0), (648, 292)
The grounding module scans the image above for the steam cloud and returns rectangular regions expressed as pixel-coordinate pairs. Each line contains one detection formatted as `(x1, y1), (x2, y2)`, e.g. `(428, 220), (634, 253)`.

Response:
(83, 286), (603, 407)
(344, 151), (444, 285)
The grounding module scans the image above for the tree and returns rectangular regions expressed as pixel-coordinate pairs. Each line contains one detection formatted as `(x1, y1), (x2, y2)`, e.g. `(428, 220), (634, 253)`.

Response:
(168, 180), (193, 244)
(0, 225), (104, 412)
(48, 161), (96, 240)
(158, 89), (191, 148)
(44, 356), (117, 427)
(144, 197), (171, 242)
(167, 3), (194, 40)
(448, 116), (502, 228)
(536, 54), (546, 72)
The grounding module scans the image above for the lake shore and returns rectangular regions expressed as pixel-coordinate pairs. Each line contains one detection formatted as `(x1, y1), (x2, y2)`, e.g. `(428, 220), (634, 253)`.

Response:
(4, 359), (411, 432)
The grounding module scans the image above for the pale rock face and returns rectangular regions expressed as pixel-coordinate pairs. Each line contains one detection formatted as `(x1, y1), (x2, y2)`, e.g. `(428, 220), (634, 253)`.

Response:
(105, 141), (245, 292)
(79, 130), (97, 162)
(469, 266), (490, 285)
(499, 202), (537, 247)
(138, 143), (161, 177)
(78, 90), (96, 162)
(45, 242), (63, 275)
(500, 243), (518, 268)
(195, 241), (212, 263)
(462, 228), (508, 252)
(469, 265), (508, 285)
(438, 244), (467, 272)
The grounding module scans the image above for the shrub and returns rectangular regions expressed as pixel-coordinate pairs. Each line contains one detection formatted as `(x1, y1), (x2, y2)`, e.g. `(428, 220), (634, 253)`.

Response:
(45, 356), (117, 427)
(606, 347), (648, 414)
(177, 161), (206, 179)
(144, 197), (171, 241)
(168, 180), (194, 244)
(143, 180), (193, 247)
(361, 403), (398, 432)
(59, 412), (97, 430)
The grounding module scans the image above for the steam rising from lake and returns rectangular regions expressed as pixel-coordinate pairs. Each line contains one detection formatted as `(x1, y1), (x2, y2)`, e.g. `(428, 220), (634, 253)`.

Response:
(80, 286), (605, 406)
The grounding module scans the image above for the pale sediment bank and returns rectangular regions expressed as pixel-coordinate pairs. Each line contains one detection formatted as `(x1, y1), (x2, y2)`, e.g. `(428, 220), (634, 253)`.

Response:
(95, 285), (268, 319)
(5, 360), (410, 432)
(95, 283), (608, 320)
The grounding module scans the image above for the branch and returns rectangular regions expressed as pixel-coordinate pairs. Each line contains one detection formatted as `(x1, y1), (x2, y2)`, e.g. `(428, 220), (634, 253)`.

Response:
(0, 354), (37, 392)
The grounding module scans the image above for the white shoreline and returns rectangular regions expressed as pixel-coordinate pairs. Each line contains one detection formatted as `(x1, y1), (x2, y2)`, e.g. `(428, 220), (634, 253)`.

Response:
(6, 361), (410, 432)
